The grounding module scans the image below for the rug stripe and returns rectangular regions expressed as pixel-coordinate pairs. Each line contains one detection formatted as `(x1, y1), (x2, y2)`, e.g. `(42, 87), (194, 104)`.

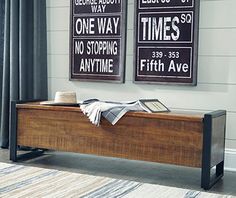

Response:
(80, 179), (142, 198)
(0, 167), (55, 187)
(122, 184), (189, 198)
(4, 171), (74, 198)
(184, 190), (201, 198)
(0, 170), (58, 194)
(0, 162), (235, 198)
(5, 172), (111, 198)
(0, 165), (25, 176)
(44, 176), (112, 198)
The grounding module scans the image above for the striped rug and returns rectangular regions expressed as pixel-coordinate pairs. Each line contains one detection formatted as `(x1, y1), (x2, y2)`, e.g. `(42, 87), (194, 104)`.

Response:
(0, 162), (234, 198)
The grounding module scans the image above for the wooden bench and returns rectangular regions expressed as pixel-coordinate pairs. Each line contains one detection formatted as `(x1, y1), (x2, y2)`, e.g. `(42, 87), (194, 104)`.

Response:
(10, 101), (226, 190)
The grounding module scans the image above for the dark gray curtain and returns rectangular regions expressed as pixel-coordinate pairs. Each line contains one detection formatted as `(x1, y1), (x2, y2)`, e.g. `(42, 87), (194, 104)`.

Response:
(0, 0), (6, 147)
(0, 0), (48, 148)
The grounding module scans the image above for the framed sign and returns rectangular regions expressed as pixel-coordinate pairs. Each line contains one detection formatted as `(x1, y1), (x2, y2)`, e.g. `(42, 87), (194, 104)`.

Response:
(70, 0), (127, 83)
(134, 0), (200, 85)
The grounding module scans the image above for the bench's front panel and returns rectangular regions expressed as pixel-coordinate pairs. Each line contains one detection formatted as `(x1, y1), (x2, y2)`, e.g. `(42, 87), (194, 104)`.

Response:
(17, 108), (203, 167)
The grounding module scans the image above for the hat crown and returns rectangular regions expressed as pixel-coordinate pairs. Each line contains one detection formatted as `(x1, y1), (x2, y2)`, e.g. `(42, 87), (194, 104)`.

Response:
(54, 91), (77, 104)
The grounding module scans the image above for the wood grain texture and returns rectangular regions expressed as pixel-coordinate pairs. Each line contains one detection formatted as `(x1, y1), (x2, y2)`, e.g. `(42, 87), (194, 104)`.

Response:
(17, 102), (204, 121)
(17, 104), (204, 168)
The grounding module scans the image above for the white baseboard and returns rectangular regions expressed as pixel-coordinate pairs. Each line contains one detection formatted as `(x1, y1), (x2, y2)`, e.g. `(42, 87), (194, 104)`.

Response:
(225, 149), (236, 172)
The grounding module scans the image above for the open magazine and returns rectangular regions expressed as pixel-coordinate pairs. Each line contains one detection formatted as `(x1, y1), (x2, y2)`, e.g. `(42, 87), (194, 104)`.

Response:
(80, 99), (169, 126)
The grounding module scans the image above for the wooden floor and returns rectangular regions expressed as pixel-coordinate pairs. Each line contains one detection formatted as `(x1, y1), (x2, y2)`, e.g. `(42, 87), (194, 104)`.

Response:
(0, 148), (236, 196)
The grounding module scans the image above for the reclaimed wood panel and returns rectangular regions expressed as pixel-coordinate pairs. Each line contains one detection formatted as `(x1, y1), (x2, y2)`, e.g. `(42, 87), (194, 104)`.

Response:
(17, 104), (203, 167)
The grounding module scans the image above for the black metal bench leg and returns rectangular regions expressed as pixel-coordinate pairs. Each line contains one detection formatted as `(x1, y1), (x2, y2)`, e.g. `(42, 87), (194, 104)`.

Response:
(10, 101), (17, 162)
(201, 160), (224, 190)
(216, 161), (224, 177)
(201, 156), (210, 190)
(16, 149), (45, 161)
(10, 100), (47, 162)
(201, 110), (226, 190)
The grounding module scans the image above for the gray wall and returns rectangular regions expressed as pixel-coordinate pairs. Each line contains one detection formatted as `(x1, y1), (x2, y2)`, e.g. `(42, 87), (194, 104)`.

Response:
(46, 0), (236, 168)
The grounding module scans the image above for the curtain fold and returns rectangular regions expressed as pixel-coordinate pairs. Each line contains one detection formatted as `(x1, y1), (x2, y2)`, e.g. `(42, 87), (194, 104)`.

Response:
(0, 0), (5, 143)
(0, 0), (48, 148)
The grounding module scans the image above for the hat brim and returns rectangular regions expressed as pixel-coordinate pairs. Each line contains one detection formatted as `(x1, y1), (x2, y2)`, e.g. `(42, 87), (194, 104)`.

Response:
(40, 101), (80, 106)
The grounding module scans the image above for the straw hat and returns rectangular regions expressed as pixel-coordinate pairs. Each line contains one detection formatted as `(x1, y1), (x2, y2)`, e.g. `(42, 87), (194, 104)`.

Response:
(40, 91), (78, 105)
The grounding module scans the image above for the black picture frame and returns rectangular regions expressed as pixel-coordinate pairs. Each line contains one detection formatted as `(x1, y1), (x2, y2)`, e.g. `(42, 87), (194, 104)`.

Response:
(139, 99), (170, 113)
(134, 0), (200, 85)
(70, 0), (127, 83)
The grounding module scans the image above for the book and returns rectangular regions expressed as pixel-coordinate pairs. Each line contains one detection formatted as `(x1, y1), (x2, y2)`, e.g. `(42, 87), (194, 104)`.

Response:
(139, 99), (170, 113)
